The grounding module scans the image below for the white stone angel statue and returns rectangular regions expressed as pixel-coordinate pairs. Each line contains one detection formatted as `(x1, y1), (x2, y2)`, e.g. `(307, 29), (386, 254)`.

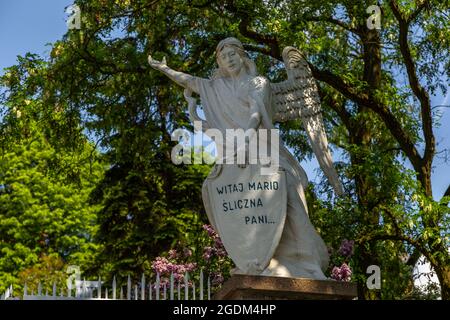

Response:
(148, 37), (344, 280)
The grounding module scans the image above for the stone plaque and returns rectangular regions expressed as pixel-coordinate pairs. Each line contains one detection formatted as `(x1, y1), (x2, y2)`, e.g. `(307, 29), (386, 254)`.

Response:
(205, 164), (287, 274)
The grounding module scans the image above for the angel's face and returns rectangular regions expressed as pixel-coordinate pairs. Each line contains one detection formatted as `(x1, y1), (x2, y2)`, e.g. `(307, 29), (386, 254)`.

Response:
(218, 46), (244, 77)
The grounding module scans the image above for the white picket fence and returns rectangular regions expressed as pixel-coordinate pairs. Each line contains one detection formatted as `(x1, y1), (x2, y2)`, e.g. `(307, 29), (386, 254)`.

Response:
(1, 270), (212, 300)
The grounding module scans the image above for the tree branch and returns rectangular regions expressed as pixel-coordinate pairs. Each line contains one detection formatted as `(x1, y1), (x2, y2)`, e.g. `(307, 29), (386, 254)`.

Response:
(238, 18), (281, 59)
(390, 0), (435, 168)
(442, 184), (450, 207)
(309, 64), (423, 173)
(444, 184), (450, 198)
(408, 0), (430, 23)
(406, 248), (421, 267)
(381, 205), (402, 236)
(357, 233), (432, 265)
(302, 16), (361, 35)
(222, 0), (281, 58)
(317, 87), (353, 131)
(381, 195), (421, 268)
(242, 44), (275, 58)
(234, 10), (424, 180)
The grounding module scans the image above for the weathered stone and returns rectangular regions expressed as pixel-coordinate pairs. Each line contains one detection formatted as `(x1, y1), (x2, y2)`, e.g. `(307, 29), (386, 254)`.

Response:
(149, 37), (344, 280)
(204, 164), (287, 274)
(213, 275), (357, 300)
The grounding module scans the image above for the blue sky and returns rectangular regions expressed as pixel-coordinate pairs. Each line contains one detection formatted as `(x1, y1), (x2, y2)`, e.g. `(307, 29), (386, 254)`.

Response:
(0, 0), (73, 68)
(1, 0), (449, 199)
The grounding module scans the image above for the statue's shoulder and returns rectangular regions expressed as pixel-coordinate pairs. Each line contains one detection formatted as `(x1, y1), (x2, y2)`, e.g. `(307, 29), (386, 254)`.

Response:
(249, 75), (270, 91)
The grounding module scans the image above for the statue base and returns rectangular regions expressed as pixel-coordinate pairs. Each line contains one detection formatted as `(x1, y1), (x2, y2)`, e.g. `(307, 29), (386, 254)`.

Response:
(213, 275), (357, 300)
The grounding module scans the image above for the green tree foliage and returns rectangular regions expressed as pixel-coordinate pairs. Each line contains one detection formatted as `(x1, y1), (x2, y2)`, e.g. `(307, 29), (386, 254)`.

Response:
(0, 117), (104, 292)
(88, 149), (210, 280)
(17, 254), (67, 295)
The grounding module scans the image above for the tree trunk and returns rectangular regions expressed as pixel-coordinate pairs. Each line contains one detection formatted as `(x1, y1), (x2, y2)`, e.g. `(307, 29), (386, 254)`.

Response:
(418, 150), (450, 299)
(354, 28), (383, 300)
(431, 263), (450, 300)
(440, 267), (450, 300)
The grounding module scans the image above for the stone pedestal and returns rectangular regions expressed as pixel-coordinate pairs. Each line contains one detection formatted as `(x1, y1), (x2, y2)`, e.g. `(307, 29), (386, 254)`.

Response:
(213, 275), (357, 300)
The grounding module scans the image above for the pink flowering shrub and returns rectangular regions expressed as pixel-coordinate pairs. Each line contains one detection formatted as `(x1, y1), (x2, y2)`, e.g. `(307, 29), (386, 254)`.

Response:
(338, 239), (355, 257)
(327, 239), (355, 282)
(149, 224), (233, 291)
(331, 263), (352, 282)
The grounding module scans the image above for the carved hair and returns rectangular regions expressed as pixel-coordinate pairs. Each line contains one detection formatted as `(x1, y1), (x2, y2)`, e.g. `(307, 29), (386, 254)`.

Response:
(212, 37), (257, 79)
(282, 46), (303, 68)
(282, 46), (307, 80)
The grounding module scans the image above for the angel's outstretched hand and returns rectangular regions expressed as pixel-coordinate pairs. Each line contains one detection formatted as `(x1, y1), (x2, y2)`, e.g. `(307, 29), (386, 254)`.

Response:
(148, 55), (167, 70)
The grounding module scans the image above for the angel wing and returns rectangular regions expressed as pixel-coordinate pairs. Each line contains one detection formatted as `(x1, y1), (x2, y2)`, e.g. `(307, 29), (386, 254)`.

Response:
(271, 47), (344, 196)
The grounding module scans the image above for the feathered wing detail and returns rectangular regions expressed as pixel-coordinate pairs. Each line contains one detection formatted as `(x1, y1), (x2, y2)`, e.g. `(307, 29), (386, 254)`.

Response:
(270, 50), (321, 123)
(271, 47), (344, 195)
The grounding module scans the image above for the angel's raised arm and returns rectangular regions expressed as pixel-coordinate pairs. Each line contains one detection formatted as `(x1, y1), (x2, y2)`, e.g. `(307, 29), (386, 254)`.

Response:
(148, 55), (200, 94)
